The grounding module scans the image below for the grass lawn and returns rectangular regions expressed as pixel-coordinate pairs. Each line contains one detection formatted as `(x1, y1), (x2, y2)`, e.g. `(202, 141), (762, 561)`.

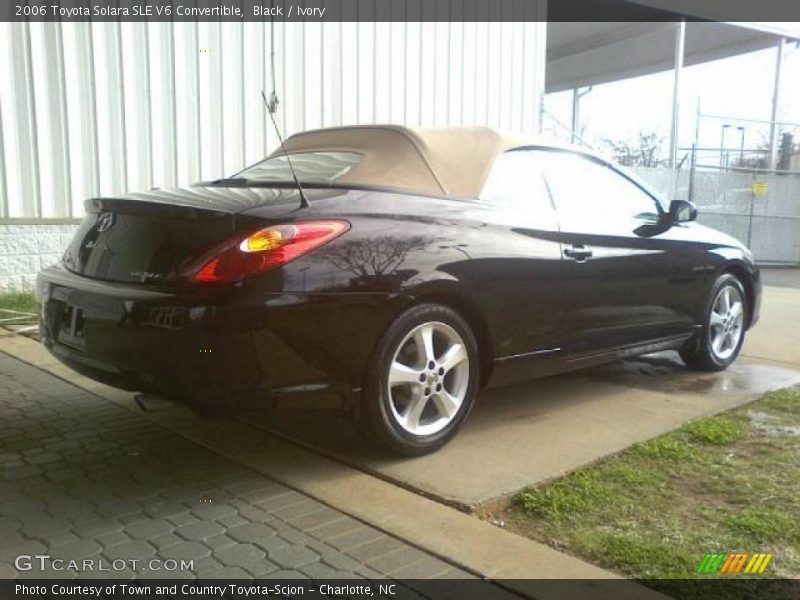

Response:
(0, 292), (38, 317)
(496, 387), (800, 599)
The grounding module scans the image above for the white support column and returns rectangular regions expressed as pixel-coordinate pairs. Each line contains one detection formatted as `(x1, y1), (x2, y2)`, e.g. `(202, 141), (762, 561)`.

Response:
(668, 20), (685, 169)
(570, 86), (592, 145)
(768, 38), (785, 171)
(571, 88), (579, 142)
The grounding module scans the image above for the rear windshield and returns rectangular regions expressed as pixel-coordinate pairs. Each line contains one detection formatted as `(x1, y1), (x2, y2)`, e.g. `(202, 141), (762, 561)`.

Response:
(235, 151), (361, 183)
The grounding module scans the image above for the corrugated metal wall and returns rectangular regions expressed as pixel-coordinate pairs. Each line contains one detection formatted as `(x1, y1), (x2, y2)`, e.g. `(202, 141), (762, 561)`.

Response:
(0, 18), (547, 219)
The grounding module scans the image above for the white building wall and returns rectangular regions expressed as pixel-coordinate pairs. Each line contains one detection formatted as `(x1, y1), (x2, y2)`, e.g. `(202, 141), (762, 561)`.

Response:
(0, 223), (78, 291)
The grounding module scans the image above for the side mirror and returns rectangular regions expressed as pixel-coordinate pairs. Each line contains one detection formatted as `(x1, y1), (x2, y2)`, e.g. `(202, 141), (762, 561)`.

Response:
(665, 199), (697, 224)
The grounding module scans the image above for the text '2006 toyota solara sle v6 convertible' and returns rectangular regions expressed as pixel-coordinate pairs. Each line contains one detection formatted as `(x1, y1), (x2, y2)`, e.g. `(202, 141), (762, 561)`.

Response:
(36, 126), (760, 455)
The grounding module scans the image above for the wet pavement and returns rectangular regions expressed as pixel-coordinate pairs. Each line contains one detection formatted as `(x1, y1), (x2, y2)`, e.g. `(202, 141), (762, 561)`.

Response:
(574, 352), (800, 396)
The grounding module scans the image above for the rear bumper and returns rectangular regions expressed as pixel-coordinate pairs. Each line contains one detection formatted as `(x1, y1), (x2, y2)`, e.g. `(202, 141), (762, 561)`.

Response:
(36, 264), (407, 410)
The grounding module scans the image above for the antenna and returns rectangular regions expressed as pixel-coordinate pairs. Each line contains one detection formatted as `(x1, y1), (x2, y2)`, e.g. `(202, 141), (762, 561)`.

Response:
(262, 90), (309, 209)
(262, 18), (308, 209)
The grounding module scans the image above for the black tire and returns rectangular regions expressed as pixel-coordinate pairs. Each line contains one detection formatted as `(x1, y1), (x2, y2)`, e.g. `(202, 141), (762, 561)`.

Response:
(362, 303), (480, 456)
(680, 273), (748, 372)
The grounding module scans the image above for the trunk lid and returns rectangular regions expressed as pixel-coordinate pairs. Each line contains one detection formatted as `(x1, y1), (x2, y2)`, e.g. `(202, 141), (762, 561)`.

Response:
(63, 185), (310, 284)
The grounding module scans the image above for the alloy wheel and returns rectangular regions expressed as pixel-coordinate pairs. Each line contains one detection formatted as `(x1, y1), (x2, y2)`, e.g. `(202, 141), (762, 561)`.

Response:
(386, 321), (470, 437)
(709, 284), (744, 361)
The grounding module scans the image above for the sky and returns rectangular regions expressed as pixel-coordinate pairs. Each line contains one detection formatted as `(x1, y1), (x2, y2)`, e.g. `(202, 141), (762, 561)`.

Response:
(543, 39), (800, 166)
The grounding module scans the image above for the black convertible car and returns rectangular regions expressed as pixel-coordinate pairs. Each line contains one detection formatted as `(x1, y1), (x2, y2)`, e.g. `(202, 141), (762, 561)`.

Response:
(36, 126), (760, 455)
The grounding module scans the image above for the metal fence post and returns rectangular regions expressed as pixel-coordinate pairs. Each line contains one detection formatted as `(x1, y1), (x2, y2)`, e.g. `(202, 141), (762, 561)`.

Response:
(746, 173), (755, 249)
(688, 143), (696, 203)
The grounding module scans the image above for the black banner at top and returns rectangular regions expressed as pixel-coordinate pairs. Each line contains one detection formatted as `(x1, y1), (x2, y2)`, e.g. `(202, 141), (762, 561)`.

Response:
(3, 0), (800, 23)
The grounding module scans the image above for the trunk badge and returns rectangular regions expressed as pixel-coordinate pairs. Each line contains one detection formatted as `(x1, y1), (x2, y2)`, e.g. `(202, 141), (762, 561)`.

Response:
(96, 211), (116, 232)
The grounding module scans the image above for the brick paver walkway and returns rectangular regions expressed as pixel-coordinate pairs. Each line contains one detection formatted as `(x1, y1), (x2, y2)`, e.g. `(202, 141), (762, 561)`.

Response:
(0, 352), (472, 581)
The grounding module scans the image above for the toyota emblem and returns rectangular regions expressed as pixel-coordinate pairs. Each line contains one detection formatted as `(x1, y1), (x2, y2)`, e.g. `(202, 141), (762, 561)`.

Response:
(96, 212), (116, 233)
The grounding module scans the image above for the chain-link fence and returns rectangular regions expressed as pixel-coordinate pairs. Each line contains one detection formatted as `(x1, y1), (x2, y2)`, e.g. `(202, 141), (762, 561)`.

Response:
(633, 166), (800, 266)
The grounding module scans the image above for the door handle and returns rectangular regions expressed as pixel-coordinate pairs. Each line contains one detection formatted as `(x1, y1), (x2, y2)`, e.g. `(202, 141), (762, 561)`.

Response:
(564, 245), (593, 262)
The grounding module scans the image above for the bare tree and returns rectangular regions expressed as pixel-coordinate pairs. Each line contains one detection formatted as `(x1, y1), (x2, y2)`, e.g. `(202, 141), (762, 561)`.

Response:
(602, 131), (664, 168)
(324, 235), (428, 279)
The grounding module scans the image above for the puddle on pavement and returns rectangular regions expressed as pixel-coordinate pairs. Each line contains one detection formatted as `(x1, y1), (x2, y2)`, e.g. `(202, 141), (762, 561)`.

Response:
(748, 410), (800, 437)
(576, 352), (800, 397)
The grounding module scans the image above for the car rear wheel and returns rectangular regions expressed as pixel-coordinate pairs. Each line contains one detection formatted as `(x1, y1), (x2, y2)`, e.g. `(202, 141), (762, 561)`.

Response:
(680, 273), (747, 371)
(363, 303), (479, 456)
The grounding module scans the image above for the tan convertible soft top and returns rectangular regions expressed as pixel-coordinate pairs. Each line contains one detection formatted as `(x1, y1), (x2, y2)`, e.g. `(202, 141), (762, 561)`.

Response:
(274, 125), (531, 199)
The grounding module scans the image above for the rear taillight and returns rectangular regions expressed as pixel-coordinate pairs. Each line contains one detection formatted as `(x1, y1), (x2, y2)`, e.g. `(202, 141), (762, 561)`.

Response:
(191, 220), (349, 284)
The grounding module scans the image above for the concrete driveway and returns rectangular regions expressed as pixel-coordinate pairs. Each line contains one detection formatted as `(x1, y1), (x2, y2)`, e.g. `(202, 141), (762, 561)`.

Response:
(244, 284), (800, 511)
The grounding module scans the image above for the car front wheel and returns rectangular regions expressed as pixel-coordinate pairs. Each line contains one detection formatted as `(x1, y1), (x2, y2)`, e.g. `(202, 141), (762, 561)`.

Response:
(363, 303), (479, 456)
(680, 273), (747, 371)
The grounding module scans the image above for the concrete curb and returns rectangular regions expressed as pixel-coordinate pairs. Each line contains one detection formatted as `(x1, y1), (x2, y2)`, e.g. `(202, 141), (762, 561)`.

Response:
(0, 333), (670, 599)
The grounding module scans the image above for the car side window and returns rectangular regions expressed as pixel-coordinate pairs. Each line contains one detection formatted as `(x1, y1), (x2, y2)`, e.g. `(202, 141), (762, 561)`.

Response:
(535, 151), (661, 231)
(480, 150), (557, 229)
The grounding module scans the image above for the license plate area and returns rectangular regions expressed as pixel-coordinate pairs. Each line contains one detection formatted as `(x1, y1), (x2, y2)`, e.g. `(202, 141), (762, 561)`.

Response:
(57, 303), (87, 350)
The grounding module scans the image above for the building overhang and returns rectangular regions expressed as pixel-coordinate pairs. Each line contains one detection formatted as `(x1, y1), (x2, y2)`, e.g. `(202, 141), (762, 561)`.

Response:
(546, 14), (800, 93)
